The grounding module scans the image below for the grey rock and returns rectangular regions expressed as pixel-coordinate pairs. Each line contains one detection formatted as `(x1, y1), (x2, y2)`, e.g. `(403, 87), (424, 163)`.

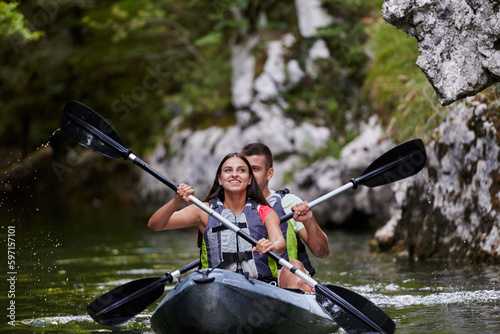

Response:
(383, 0), (500, 105)
(295, 0), (333, 38)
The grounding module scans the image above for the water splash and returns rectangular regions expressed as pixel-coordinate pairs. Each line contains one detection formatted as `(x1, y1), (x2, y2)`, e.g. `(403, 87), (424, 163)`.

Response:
(20, 315), (91, 327)
(18, 313), (154, 331)
(38, 128), (61, 149)
(1, 129), (58, 211)
(116, 268), (165, 275)
(418, 170), (435, 205)
(426, 179), (435, 205)
(337, 281), (499, 308)
(370, 289), (500, 308)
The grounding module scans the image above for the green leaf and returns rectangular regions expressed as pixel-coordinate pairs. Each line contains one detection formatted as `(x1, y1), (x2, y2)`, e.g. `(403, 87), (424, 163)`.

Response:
(194, 31), (222, 47)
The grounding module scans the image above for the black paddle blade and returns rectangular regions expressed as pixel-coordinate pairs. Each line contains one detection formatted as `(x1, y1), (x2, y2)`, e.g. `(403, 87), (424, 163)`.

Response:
(87, 276), (168, 326)
(356, 139), (426, 188)
(60, 101), (129, 159)
(316, 284), (395, 334)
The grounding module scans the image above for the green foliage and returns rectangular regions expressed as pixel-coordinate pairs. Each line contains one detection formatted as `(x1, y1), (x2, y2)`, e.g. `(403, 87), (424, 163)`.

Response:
(282, 0), (380, 148)
(0, 1), (43, 41)
(318, 0), (381, 75)
(283, 57), (361, 138)
(194, 31), (222, 47)
(316, 130), (359, 160)
(0, 0), (235, 157)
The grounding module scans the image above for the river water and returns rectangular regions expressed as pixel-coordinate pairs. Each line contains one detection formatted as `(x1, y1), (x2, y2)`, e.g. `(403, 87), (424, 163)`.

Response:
(1, 204), (499, 334)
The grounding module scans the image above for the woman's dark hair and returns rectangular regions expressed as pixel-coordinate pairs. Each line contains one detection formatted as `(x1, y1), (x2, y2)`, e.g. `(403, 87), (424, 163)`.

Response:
(203, 152), (269, 206)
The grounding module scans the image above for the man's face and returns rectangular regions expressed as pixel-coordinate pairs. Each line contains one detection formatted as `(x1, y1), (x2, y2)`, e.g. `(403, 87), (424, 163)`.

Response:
(244, 154), (273, 192)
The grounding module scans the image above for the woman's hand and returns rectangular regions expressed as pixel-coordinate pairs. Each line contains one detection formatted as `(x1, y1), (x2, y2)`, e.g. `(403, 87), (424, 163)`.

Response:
(175, 183), (194, 205)
(252, 238), (275, 255)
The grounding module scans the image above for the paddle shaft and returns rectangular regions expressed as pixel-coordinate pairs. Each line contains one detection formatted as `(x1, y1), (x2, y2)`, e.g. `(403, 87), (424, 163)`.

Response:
(280, 182), (353, 223)
(170, 259), (201, 278)
(129, 153), (179, 190)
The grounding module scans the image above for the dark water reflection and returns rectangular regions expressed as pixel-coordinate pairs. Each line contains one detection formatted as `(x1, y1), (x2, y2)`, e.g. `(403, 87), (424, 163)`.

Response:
(1, 206), (499, 333)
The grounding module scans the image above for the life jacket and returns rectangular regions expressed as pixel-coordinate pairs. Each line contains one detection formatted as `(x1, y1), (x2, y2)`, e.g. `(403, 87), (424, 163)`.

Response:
(200, 198), (277, 280)
(267, 189), (316, 276)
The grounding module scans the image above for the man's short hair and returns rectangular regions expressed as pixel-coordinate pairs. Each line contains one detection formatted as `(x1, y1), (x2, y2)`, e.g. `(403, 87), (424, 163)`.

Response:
(241, 143), (273, 169)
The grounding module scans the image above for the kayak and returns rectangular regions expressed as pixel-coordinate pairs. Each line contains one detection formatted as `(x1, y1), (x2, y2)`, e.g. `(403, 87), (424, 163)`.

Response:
(150, 268), (339, 334)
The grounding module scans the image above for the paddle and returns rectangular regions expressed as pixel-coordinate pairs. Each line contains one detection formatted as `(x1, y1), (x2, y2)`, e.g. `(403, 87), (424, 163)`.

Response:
(279, 138), (426, 222)
(87, 259), (200, 326)
(59, 100), (418, 334)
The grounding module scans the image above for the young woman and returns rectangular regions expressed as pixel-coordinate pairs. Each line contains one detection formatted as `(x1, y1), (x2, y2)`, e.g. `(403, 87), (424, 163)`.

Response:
(148, 152), (286, 281)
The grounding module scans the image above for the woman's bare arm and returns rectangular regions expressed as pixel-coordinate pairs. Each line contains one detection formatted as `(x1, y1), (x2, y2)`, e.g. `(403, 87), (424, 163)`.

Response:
(254, 210), (286, 255)
(148, 184), (206, 231)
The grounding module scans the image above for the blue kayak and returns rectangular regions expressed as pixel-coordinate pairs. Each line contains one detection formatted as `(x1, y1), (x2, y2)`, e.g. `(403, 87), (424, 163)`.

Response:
(151, 268), (338, 334)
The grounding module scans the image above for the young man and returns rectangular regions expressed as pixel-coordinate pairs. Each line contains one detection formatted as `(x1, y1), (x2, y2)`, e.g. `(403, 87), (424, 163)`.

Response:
(241, 143), (329, 292)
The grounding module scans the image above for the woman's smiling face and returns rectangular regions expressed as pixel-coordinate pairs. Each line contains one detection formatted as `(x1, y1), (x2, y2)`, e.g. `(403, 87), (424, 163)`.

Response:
(218, 156), (252, 193)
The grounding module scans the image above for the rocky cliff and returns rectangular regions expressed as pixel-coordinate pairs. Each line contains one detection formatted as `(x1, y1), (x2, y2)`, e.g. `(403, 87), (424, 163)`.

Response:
(383, 0), (500, 106)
